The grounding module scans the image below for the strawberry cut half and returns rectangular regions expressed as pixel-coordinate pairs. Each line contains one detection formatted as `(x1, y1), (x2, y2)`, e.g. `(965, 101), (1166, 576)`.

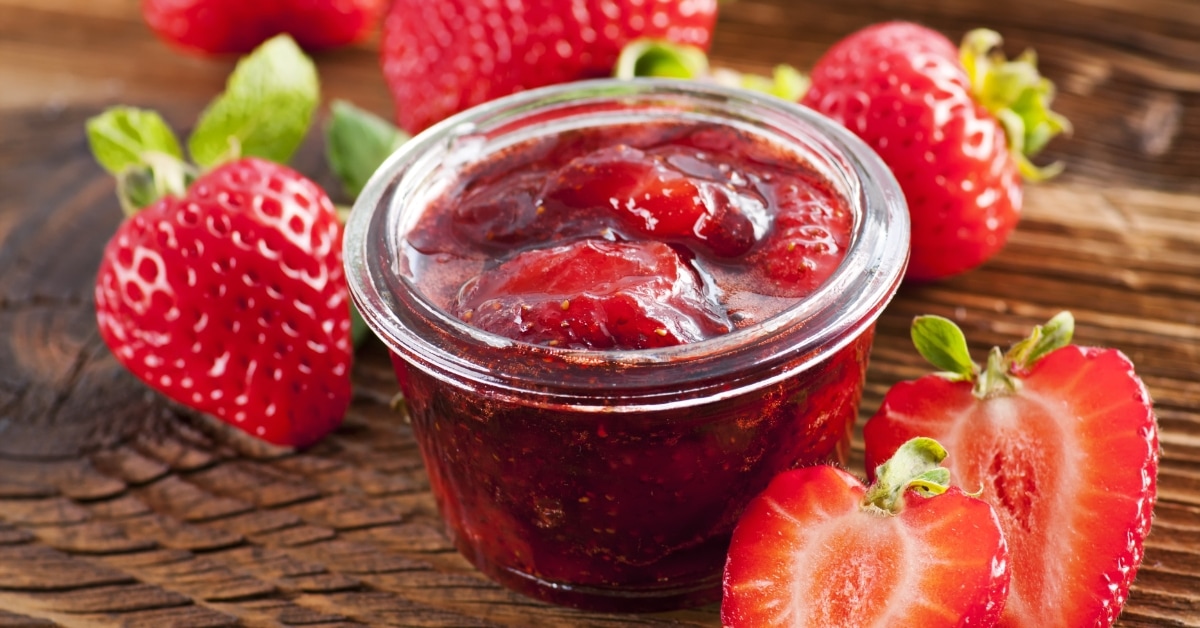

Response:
(864, 313), (1158, 627)
(722, 438), (1010, 627)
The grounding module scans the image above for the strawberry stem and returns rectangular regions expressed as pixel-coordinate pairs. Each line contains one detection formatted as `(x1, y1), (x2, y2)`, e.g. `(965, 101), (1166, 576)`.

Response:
(960, 29), (1071, 181)
(974, 346), (1021, 399)
(615, 38), (710, 80)
(862, 437), (952, 515)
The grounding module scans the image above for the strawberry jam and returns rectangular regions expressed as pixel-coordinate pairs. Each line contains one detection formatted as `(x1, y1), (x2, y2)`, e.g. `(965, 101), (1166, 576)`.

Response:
(404, 121), (855, 345)
(344, 80), (910, 612)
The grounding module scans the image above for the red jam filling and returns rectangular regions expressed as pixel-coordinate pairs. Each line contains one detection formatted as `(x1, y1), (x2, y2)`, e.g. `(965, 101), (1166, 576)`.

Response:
(404, 121), (853, 349)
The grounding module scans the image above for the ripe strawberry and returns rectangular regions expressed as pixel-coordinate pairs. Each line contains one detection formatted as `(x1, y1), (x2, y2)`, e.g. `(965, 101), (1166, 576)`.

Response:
(143, 0), (384, 55)
(88, 36), (352, 448)
(95, 159), (352, 447)
(380, 0), (719, 134)
(722, 438), (1010, 627)
(801, 23), (1069, 280)
(864, 313), (1158, 626)
(450, 239), (731, 350)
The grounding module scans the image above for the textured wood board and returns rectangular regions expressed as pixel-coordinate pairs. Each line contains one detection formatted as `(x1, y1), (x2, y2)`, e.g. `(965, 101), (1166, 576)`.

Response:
(1, 0), (1198, 626)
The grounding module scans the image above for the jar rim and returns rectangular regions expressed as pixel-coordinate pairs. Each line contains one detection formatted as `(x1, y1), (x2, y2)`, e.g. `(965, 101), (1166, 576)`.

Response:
(344, 78), (909, 401)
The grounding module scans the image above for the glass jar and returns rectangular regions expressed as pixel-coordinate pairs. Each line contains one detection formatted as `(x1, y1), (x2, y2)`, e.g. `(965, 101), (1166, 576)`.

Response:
(344, 79), (909, 612)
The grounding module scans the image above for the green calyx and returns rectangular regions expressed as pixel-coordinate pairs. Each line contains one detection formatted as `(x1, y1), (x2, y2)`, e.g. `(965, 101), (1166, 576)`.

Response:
(960, 29), (1071, 182)
(911, 311), (1075, 399)
(863, 437), (952, 514)
(614, 38), (809, 102)
(86, 34), (318, 213)
(86, 107), (196, 216)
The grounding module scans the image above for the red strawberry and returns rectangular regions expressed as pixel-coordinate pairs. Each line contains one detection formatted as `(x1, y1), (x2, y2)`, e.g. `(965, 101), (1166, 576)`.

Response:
(142, 0), (384, 54)
(722, 438), (1010, 627)
(864, 312), (1158, 627)
(380, 0), (719, 134)
(801, 23), (1069, 280)
(450, 239), (731, 350)
(88, 37), (351, 448)
(95, 158), (353, 447)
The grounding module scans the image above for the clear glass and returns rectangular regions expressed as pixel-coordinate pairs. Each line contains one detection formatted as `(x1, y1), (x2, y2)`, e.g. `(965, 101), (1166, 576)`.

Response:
(344, 79), (909, 612)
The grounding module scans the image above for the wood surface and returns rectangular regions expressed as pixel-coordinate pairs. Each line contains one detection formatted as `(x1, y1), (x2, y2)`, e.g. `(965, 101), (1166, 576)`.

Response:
(1, 0), (1198, 626)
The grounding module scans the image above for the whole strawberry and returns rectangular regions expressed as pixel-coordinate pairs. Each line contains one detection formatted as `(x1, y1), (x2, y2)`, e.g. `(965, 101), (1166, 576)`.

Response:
(722, 437), (1010, 627)
(87, 36), (352, 448)
(802, 23), (1069, 280)
(864, 313), (1158, 626)
(380, 0), (719, 134)
(143, 0), (384, 54)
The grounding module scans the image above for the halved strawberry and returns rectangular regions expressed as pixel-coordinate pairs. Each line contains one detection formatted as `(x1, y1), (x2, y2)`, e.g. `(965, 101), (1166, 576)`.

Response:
(450, 239), (731, 350)
(722, 438), (1010, 627)
(864, 313), (1158, 626)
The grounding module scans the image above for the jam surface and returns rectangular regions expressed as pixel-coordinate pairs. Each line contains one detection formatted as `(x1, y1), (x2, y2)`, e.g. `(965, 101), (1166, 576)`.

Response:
(391, 119), (869, 611)
(403, 121), (853, 349)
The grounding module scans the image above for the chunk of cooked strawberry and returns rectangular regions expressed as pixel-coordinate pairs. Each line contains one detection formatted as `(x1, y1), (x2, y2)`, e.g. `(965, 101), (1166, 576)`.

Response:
(743, 176), (854, 296)
(450, 239), (731, 350)
(542, 145), (757, 258)
(864, 312), (1158, 627)
(722, 438), (1010, 627)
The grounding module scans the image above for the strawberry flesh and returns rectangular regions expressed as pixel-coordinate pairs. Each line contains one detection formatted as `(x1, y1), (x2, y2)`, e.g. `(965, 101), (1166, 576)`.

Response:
(95, 159), (352, 447)
(450, 239), (731, 350)
(864, 346), (1158, 626)
(722, 466), (1010, 627)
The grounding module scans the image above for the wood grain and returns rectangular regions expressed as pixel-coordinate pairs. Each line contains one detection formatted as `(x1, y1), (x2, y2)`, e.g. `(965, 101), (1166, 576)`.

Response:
(1, 0), (1198, 626)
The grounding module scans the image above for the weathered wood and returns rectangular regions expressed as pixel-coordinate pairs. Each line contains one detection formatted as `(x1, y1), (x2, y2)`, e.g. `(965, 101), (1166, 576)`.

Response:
(1, 0), (1198, 626)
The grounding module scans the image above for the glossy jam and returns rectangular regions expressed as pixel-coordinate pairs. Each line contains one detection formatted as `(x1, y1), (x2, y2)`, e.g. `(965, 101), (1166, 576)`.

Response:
(402, 122), (854, 348)
(389, 121), (869, 610)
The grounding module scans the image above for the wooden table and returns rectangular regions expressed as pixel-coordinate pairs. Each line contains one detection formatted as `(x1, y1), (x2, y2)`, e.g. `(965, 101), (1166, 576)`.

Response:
(2, 0), (1198, 626)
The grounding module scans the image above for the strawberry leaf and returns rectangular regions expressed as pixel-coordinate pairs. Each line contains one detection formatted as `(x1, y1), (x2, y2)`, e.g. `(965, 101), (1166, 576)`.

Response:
(189, 34), (318, 169)
(87, 107), (194, 214)
(1006, 311), (1075, 371)
(960, 29), (1070, 182)
(613, 39), (809, 101)
(712, 64), (809, 101)
(911, 315), (977, 380)
(326, 100), (409, 199)
(87, 106), (183, 174)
